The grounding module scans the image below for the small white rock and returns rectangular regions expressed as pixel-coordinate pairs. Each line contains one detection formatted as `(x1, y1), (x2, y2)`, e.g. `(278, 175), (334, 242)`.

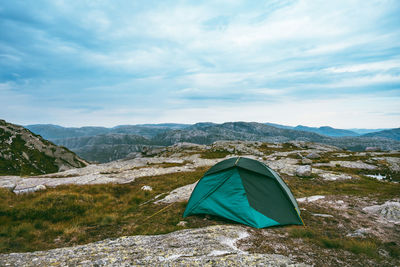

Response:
(312, 213), (333, 218)
(346, 228), (369, 238)
(297, 195), (325, 203)
(141, 185), (153, 191)
(35, 184), (47, 191)
(301, 158), (313, 164)
(306, 152), (321, 159)
(296, 165), (312, 177)
(176, 221), (187, 227)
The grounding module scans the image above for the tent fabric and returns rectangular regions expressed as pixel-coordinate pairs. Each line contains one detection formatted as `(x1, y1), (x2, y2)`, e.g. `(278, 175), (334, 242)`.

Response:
(183, 157), (303, 228)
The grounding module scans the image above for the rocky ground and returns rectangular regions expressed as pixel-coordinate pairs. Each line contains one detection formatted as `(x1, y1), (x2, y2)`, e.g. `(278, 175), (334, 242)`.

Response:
(0, 225), (309, 266)
(0, 140), (399, 266)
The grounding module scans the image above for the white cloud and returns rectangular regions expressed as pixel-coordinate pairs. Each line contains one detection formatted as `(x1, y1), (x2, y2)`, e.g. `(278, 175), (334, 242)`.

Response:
(249, 88), (286, 96)
(156, 94), (400, 128)
(325, 60), (400, 73)
(324, 74), (400, 88)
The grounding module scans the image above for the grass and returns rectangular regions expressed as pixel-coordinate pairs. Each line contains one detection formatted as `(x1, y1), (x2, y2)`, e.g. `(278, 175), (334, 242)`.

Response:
(283, 171), (400, 201)
(258, 142), (302, 155)
(0, 167), (220, 253)
(288, 227), (378, 257)
(200, 149), (231, 159)
(307, 150), (400, 181)
(314, 164), (400, 182)
(146, 160), (192, 168)
(2, 167), (397, 257)
(245, 199), (393, 265)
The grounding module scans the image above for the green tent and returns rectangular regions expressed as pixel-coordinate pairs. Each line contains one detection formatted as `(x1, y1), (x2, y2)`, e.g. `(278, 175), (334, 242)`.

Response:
(183, 157), (303, 228)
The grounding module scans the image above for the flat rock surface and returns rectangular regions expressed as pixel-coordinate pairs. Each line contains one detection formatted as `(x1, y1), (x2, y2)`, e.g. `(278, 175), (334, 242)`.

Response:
(297, 195), (325, 203)
(155, 181), (198, 204)
(373, 156), (400, 172)
(363, 201), (400, 224)
(0, 225), (309, 266)
(312, 168), (354, 181)
(329, 160), (377, 170)
(0, 155), (221, 194)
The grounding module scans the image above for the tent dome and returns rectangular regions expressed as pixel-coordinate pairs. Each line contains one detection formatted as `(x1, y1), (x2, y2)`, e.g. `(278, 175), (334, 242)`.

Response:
(183, 157), (303, 228)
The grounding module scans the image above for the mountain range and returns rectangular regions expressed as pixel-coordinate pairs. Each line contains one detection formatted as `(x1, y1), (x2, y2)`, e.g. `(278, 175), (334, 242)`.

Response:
(24, 121), (400, 163)
(264, 123), (389, 136)
(27, 122), (391, 140)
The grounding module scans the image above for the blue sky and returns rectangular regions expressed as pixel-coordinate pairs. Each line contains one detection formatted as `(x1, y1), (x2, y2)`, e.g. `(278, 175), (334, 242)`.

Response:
(0, 0), (399, 128)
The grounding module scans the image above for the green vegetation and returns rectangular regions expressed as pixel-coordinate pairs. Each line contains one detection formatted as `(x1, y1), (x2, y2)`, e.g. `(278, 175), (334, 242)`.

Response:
(285, 174), (400, 201)
(0, 122), (86, 176)
(258, 142), (302, 155)
(200, 149), (231, 159)
(145, 160), (192, 168)
(0, 167), (224, 253)
(289, 227), (378, 257)
(0, 133), (59, 176)
(315, 165), (400, 182)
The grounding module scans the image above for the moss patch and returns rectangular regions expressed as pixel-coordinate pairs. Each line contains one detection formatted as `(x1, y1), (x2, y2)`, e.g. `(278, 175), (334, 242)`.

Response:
(200, 149), (231, 159)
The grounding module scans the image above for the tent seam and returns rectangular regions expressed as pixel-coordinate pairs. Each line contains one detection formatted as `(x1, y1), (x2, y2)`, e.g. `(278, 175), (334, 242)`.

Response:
(184, 169), (235, 216)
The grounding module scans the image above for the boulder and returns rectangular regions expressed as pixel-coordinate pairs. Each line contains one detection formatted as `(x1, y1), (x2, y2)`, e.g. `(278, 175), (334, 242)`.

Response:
(346, 228), (369, 238)
(363, 201), (400, 224)
(301, 158), (313, 164)
(154, 181), (198, 204)
(296, 165), (312, 177)
(306, 152), (321, 159)
(35, 184), (47, 191)
(14, 184), (47, 194)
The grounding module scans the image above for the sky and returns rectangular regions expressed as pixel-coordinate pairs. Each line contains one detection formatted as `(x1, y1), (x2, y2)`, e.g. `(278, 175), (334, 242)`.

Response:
(0, 0), (399, 128)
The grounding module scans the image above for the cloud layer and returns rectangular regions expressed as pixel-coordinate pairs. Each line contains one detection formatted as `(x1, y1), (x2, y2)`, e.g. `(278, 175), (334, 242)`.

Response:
(1, 0), (399, 127)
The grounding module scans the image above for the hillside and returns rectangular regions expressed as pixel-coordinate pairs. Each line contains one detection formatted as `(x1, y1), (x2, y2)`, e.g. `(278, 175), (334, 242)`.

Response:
(26, 124), (184, 140)
(53, 134), (153, 163)
(293, 125), (359, 137)
(362, 128), (400, 141)
(154, 122), (329, 145)
(25, 124), (110, 140)
(0, 120), (88, 176)
(154, 122), (400, 151)
(266, 123), (361, 137)
(349, 128), (389, 134)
